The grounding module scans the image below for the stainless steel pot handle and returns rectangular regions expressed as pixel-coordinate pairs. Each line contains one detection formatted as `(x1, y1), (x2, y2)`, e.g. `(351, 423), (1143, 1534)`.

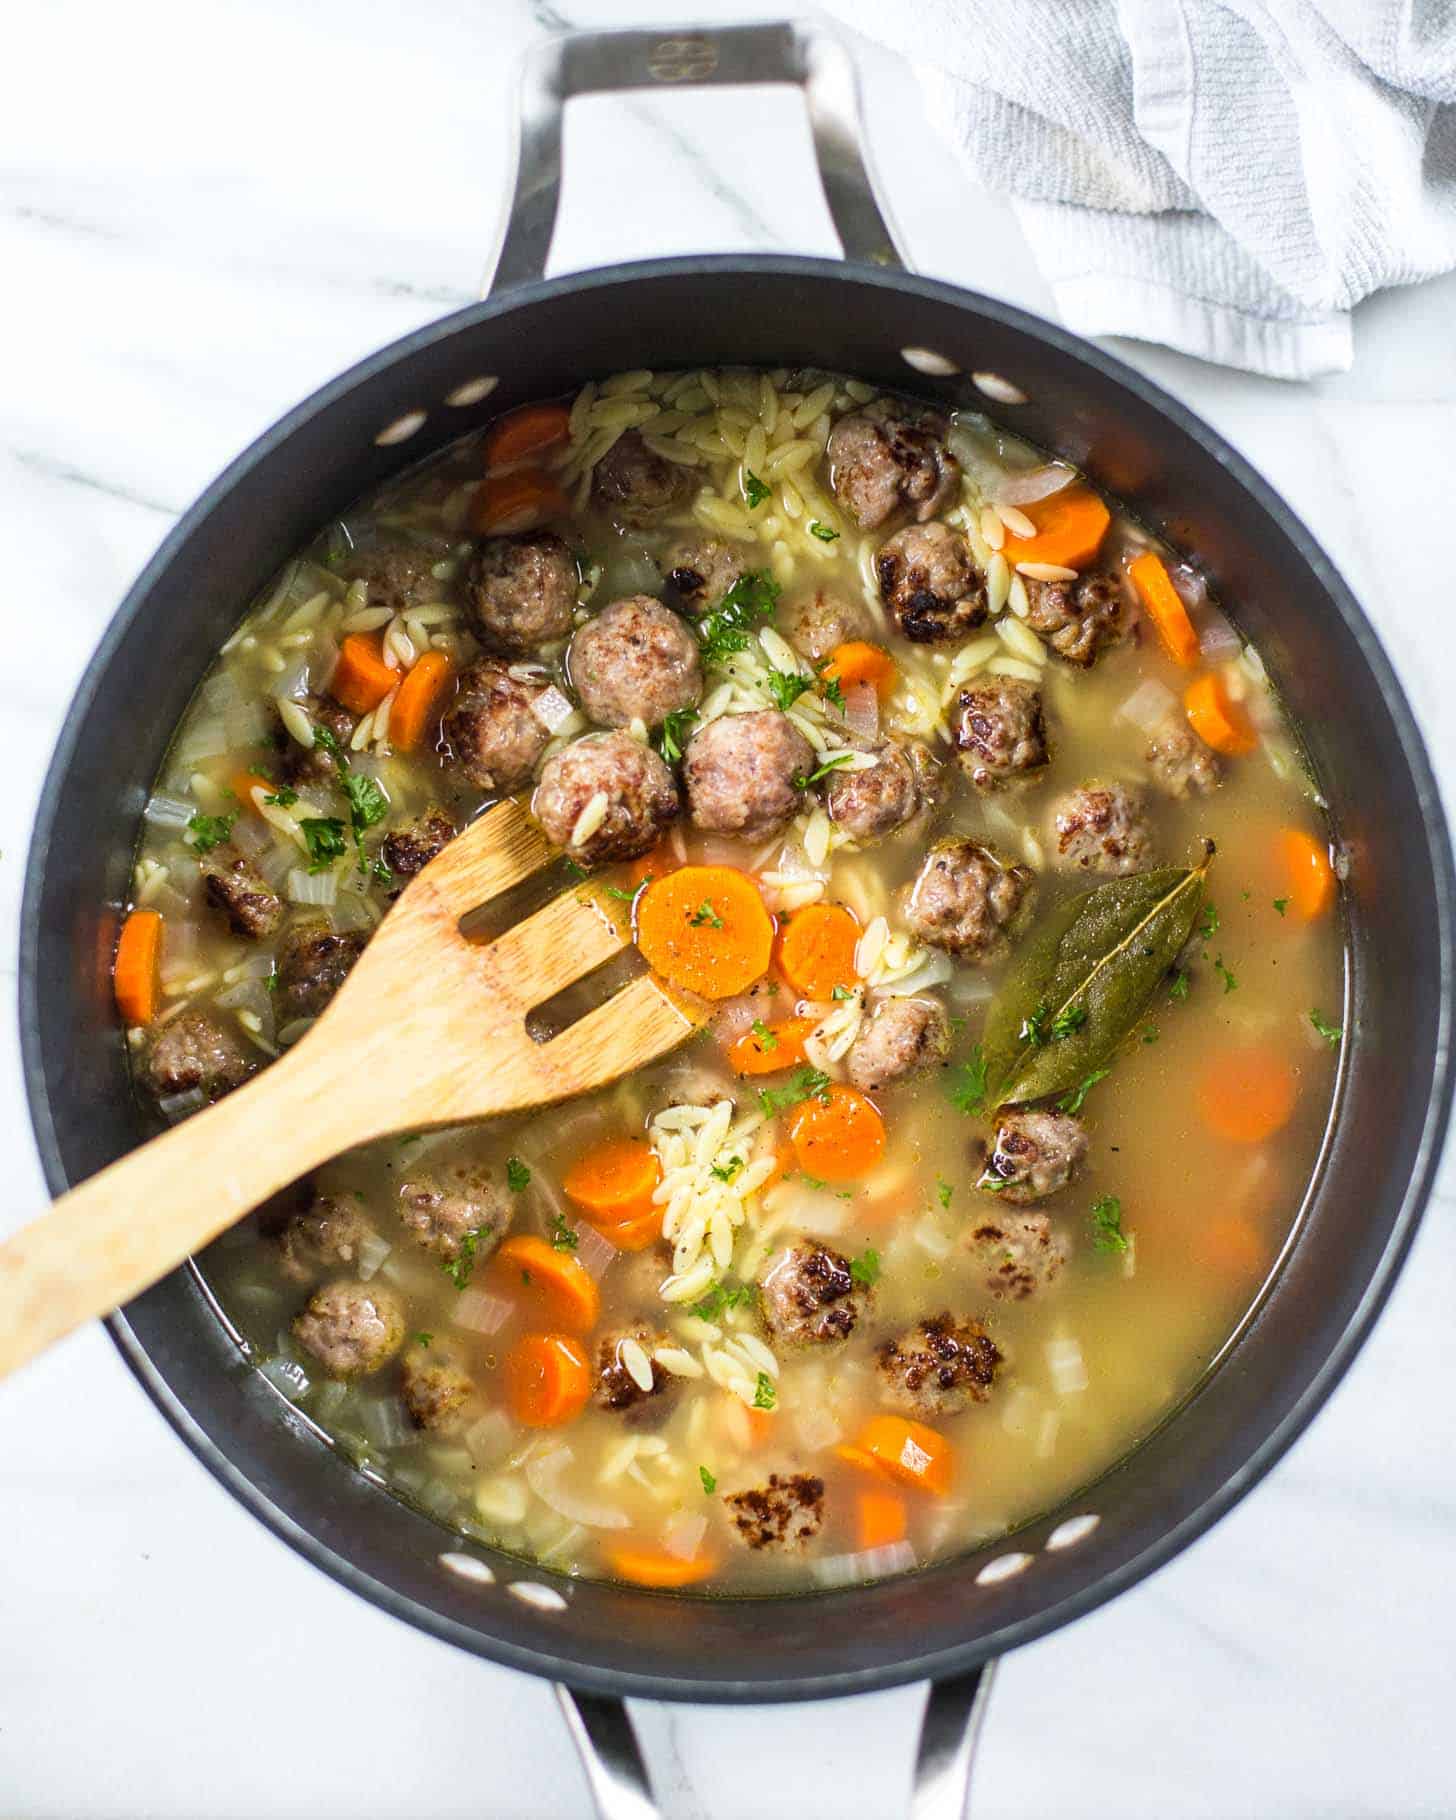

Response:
(556, 1664), (996, 1820)
(485, 18), (908, 295)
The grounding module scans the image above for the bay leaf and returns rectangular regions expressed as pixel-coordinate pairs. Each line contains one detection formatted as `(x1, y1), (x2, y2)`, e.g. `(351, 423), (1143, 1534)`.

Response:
(982, 849), (1213, 1110)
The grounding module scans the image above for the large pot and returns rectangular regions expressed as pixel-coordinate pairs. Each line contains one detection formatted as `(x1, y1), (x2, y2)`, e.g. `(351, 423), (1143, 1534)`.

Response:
(20, 21), (1454, 1815)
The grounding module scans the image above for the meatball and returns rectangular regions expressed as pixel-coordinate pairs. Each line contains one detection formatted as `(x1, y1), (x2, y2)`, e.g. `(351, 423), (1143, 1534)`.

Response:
(593, 1325), (675, 1413)
(979, 1108), (1088, 1205)
(143, 1008), (257, 1102)
(1051, 782), (1154, 875)
(401, 1342), (478, 1432)
(877, 1313), (1002, 1419)
(397, 1169), (511, 1265)
(591, 431), (692, 528)
(967, 1209), (1068, 1301)
(901, 838), (1035, 963)
(532, 731), (680, 865)
(876, 521), (987, 643)
(344, 538), (441, 615)
(949, 677), (1049, 791)
(723, 1473), (825, 1552)
(199, 844), (284, 941)
(280, 696), (356, 788)
(682, 710), (812, 839)
(758, 1239), (866, 1347)
(823, 739), (938, 843)
(826, 399), (959, 530)
(663, 535), (746, 613)
(441, 656), (552, 793)
(381, 807), (456, 881)
(292, 1279), (406, 1379)
(274, 920), (366, 1023)
(782, 588), (875, 664)
(462, 532), (578, 655)
(278, 1191), (379, 1284)
(1145, 721), (1221, 799)
(567, 595), (702, 729)
(1024, 571), (1131, 667)
(709, 976), (785, 1049)
(846, 996), (952, 1092)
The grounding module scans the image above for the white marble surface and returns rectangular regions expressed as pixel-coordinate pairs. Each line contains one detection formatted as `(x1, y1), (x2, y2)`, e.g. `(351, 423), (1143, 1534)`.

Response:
(3, 3), (1455, 1816)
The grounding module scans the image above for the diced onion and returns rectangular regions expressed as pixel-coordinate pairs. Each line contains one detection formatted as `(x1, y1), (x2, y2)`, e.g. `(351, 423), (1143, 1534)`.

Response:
(143, 793), (196, 832)
(286, 868), (338, 907)
(530, 683), (579, 733)
(355, 1231), (392, 1281)
(1115, 677), (1178, 735)
(173, 718), (229, 766)
(794, 1402), (843, 1451)
(661, 1509), (709, 1561)
(995, 463), (1075, 506)
(572, 1223), (618, 1280)
(911, 1211), (954, 1260)
(1046, 1334), (1089, 1395)
(225, 698), (270, 749)
(812, 1540), (917, 1586)
(1198, 611), (1242, 664)
(357, 1395), (415, 1451)
(525, 1446), (631, 1530)
(842, 680), (879, 742)
(452, 1286), (513, 1334)
(269, 656), (314, 703)
(156, 1087), (206, 1123)
(465, 1409), (513, 1469)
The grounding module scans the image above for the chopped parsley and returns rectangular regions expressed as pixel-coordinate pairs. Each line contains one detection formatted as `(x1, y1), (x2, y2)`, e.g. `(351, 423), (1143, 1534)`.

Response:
(300, 816), (348, 873)
(414, 1331), (433, 1348)
(342, 770), (388, 833)
(709, 1155), (744, 1184)
(1273, 897), (1290, 917)
(442, 1230), (480, 1290)
(1213, 955), (1239, 993)
(301, 723), (390, 880)
(752, 1372), (777, 1411)
(817, 669), (846, 712)
(186, 812), (236, 855)
(697, 571), (781, 667)
(937, 1178), (954, 1209)
(699, 1466), (718, 1495)
(1057, 1067), (1111, 1116)
(1140, 1023), (1161, 1045)
(689, 899), (725, 929)
(743, 469), (771, 509)
(1168, 969), (1191, 1002)
(764, 668), (812, 711)
(263, 786), (299, 808)
(750, 1018), (779, 1051)
(849, 1246), (881, 1288)
(602, 880), (647, 903)
(690, 1280), (757, 1321)
(656, 706), (698, 763)
(948, 1046), (990, 1116)
(831, 984), (854, 1001)
(1309, 1008), (1343, 1049)
(808, 521), (840, 543)
(1198, 902), (1220, 940)
(757, 1065), (831, 1117)
(1090, 1194), (1129, 1254)
(506, 1156), (531, 1192)
(549, 1212), (579, 1252)
(793, 752), (856, 790)
(1050, 1003), (1088, 1040)
(1020, 1004), (1051, 1047)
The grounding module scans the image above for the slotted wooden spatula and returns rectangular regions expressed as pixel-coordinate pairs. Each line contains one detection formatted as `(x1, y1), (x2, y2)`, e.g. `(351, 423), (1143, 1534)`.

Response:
(0, 799), (703, 1380)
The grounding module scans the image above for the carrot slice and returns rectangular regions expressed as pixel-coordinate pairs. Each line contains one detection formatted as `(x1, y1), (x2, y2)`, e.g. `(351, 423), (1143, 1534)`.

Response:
(743, 1406), (776, 1446)
(856, 1489), (908, 1551)
(1129, 552), (1200, 668)
(1184, 672), (1256, 756)
(607, 1546), (717, 1589)
(229, 768), (277, 813)
(855, 1415), (953, 1496)
(821, 640), (897, 703)
(775, 902), (860, 1001)
(113, 909), (163, 1026)
(788, 1083), (886, 1183)
(494, 1236), (601, 1332)
(1198, 1048), (1299, 1144)
(1198, 1213), (1266, 1277)
(727, 1014), (818, 1076)
(563, 1137), (663, 1224)
(469, 469), (569, 536)
(504, 1332), (591, 1427)
(389, 651), (454, 753)
(589, 1205), (664, 1252)
(330, 632), (397, 715)
(485, 402), (571, 472)
(1001, 485), (1111, 571)
(1277, 828), (1335, 921)
(636, 865), (775, 999)
(760, 1139), (798, 1193)
(834, 1442), (886, 1478)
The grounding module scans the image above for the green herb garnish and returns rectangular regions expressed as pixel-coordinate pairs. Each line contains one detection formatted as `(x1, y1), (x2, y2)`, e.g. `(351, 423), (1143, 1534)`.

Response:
(699, 1466), (718, 1495)
(948, 1046), (990, 1117)
(757, 1066), (831, 1116)
(300, 816), (348, 873)
(1169, 969), (1191, 1002)
(1090, 1194), (1129, 1254)
(1198, 902), (1220, 940)
(1214, 955), (1238, 993)
(697, 571), (781, 667)
(709, 1155), (743, 1184)
(1057, 1067), (1111, 1116)
(689, 899), (724, 929)
(656, 706), (698, 763)
(262, 786), (299, 808)
(549, 1212), (579, 1252)
(831, 984), (855, 1001)
(442, 1230), (480, 1290)
(817, 670), (846, 712)
(187, 812), (236, 855)
(1140, 1023), (1160, 1045)
(1309, 1008), (1343, 1049)
(690, 1280), (756, 1321)
(1049, 1003), (1088, 1041)
(937, 1179), (954, 1209)
(750, 1018), (779, 1051)
(414, 1332), (433, 1348)
(1020, 1004), (1051, 1047)
(1273, 897), (1290, 917)
(342, 770), (388, 832)
(743, 470), (770, 509)
(808, 521), (840, 543)
(506, 1156), (531, 1192)
(793, 752), (856, 790)
(752, 1372), (777, 1411)
(849, 1246), (881, 1288)
(764, 668), (812, 711)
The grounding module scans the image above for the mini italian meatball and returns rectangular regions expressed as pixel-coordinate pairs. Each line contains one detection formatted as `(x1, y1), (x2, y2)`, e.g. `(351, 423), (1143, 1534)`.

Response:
(782, 588), (874, 663)
(199, 844), (284, 941)
(344, 538), (440, 615)
(292, 1280), (406, 1379)
(401, 1342), (478, 1432)
(950, 677), (1049, 791)
(877, 1313), (1002, 1418)
(279, 1191), (379, 1284)
(143, 1008), (257, 1102)
(846, 996), (952, 1092)
(823, 739), (939, 843)
(663, 535), (746, 613)
(900, 838), (1035, 963)
(826, 399), (959, 530)
(381, 807), (456, 881)
(966, 1210), (1068, 1301)
(281, 696), (356, 788)
(397, 1169), (511, 1264)
(567, 595), (702, 729)
(758, 1239), (866, 1346)
(593, 1325), (675, 1413)
(723, 1473), (825, 1552)
(876, 521), (987, 643)
(1145, 721), (1221, 799)
(274, 920), (366, 1023)
(532, 731), (680, 865)
(1051, 782), (1154, 875)
(1023, 571), (1131, 667)
(979, 1108), (1088, 1204)
(591, 431), (692, 527)
(682, 710), (812, 839)
(441, 657), (552, 792)
(462, 532), (578, 655)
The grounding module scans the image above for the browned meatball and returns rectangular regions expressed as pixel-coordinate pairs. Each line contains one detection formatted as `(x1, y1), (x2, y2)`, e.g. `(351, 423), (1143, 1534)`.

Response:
(979, 1108), (1088, 1204)
(723, 1473), (825, 1552)
(567, 595), (702, 729)
(782, 588), (875, 663)
(966, 1209), (1068, 1301)
(823, 739), (938, 843)
(682, 710), (813, 839)
(382, 807), (456, 881)
(199, 844), (284, 941)
(292, 1280), (406, 1379)
(275, 920), (366, 1023)
(950, 677), (1049, 790)
(280, 696), (356, 788)
(877, 1314), (1002, 1418)
(593, 1325), (675, 1413)
(1145, 721), (1221, 798)
(143, 1008), (257, 1101)
(1024, 571), (1131, 667)
(826, 399), (959, 530)
(532, 731), (680, 865)
(397, 1169), (511, 1265)
(876, 521), (987, 643)
(1050, 782), (1154, 875)
(462, 533), (578, 655)
(758, 1239), (866, 1347)
(344, 538), (441, 615)
(846, 996), (952, 1092)
(441, 657), (553, 792)
(278, 1191), (379, 1284)
(663, 535), (746, 613)
(900, 839), (1035, 962)
(591, 431), (692, 528)
(401, 1342), (478, 1432)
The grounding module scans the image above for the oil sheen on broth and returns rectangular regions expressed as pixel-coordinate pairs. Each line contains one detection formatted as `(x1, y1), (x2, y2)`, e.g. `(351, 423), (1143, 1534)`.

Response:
(123, 367), (1343, 1593)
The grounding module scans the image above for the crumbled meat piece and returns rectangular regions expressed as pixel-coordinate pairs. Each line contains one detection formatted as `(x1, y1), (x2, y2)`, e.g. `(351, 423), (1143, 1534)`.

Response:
(382, 807), (456, 881)
(1145, 721), (1221, 798)
(682, 709), (813, 839)
(1050, 782), (1154, 875)
(441, 657), (552, 793)
(532, 730), (680, 865)
(397, 1169), (511, 1264)
(567, 594), (702, 728)
(292, 1280), (407, 1379)
(278, 1191), (379, 1284)
(782, 588), (875, 663)
(462, 532), (578, 655)
(401, 1342), (478, 1432)
(593, 1325), (675, 1413)
(846, 995), (952, 1092)
(949, 677), (1049, 790)
(826, 399), (960, 530)
(966, 1210), (1068, 1301)
(663, 536), (746, 613)
(143, 1008), (257, 1102)
(274, 919), (366, 1023)
(199, 844), (285, 941)
(723, 1473), (825, 1552)
(823, 739), (939, 843)
(1023, 571), (1131, 667)
(876, 521), (987, 643)
(709, 977), (784, 1049)
(979, 1108), (1088, 1205)
(758, 1239), (867, 1346)
(281, 697), (356, 788)
(900, 838), (1035, 962)
(877, 1313), (1002, 1418)
(591, 431), (692, 528)
(343, 539), (441, 616)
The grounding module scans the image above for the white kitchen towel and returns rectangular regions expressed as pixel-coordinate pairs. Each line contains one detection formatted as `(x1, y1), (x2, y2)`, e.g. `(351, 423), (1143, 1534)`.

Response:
(827, 0), (1456, 378)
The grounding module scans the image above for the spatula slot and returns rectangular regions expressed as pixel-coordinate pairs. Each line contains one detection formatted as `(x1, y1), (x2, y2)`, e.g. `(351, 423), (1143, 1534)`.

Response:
(525, 946), (648, 1044)
(457, 854), (585, 944)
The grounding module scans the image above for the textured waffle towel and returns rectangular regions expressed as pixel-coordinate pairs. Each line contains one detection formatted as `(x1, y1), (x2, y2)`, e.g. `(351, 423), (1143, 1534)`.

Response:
(829, 0), (1456, 377)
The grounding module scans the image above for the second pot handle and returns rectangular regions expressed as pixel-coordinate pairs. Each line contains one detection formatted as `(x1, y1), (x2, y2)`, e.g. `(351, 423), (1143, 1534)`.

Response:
(556, 1663), (996, 1820)
(486, 19), (907, 296)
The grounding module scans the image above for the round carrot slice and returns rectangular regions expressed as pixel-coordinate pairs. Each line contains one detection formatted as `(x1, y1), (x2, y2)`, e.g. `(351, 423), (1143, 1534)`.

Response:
(1198, 1048), (1299, 1144)
(1277, 828), (1336, 921)
(727, 1015), (818, 1076)
(856, 1414), (954, 1496)
(1184, 672), (1256, 756)
(787, 1083), (885, 1183)
(775, 902), (860, 1001)
(607, 1546), (718, 1589)
(494, 1235), (600, 1332)
(563, 1137), (662, 1224)
(504, 1332), (591, 1427)
(635, 865), (774, 999)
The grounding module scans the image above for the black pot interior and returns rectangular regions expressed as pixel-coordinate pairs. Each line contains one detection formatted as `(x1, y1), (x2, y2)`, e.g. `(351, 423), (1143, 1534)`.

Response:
(21, 259), (1453, 1701)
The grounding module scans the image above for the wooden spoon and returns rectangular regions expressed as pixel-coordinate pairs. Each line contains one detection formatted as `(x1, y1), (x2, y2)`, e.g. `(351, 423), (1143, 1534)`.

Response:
(0, 799), (702, 1379)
